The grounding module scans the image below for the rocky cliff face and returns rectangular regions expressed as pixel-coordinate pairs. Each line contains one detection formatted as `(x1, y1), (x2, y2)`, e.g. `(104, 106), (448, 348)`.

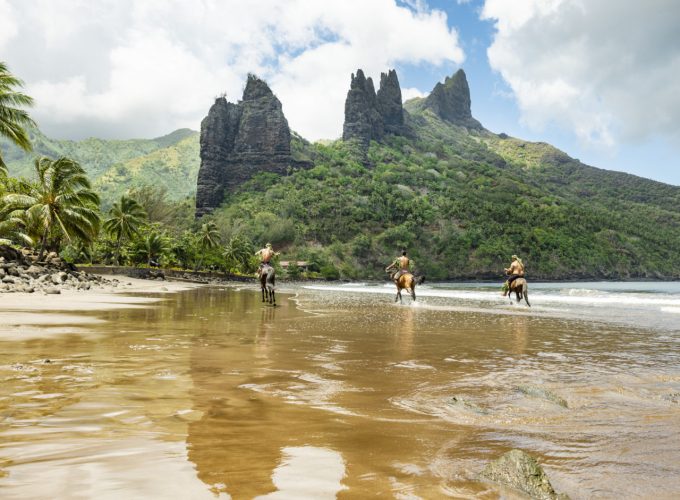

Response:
(342, 68), (406, 147)
(423, 69), (482, 129)
(196, 75), (292, 217)
(376, 69), (405, 134)
(342, 70), (384, 147)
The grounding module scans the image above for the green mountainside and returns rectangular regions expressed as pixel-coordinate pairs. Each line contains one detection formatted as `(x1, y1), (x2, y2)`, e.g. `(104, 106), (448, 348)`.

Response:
(3, 104), (680, 281)
(1, 128), (199, 207)
(207, 103), (680, 280)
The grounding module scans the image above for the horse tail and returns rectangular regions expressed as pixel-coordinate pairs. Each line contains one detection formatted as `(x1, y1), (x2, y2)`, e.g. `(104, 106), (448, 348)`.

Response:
(523, 281), (530, 307)
(266, 267), (276, 290)
(416, 275), (426, 285)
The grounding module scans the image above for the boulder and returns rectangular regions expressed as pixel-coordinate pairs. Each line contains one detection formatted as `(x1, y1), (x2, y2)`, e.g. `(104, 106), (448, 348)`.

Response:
(44, 287), (61, 295)
(51, 272), (68, 284)
(25, 265), (45, 277)
(479, 449), (568, 499)
(0, 244), (24, 263)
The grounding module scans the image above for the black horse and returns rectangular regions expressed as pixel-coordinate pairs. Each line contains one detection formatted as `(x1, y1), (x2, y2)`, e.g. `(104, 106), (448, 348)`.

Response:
(259, 264), (276, 305)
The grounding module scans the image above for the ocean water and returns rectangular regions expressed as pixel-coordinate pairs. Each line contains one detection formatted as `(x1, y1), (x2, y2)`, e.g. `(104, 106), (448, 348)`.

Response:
(1, 282), (679, 498)
(305, 280), (680, 331)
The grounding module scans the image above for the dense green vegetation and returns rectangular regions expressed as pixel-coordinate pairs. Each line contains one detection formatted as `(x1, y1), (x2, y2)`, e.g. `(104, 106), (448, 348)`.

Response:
(3, 58), (679, 280)
(204, 107), (680, 280)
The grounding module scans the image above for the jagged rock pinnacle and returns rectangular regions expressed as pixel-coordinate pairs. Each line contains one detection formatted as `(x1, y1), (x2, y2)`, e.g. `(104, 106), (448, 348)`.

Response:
(424, 69), (482, 129)
(195, 75), (292, 217)
(342, 68), (406, 148)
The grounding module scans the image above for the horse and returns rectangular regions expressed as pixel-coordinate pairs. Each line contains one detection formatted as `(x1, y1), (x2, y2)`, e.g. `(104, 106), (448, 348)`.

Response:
(259, 264), (276, 306)
(508, 277), (530, 307)
(391, 271), (425, 304)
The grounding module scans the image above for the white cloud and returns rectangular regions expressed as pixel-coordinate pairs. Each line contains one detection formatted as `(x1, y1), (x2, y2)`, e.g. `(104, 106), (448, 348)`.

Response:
(0, 0), (18, 50)
(402, 87), (426, 101)
(3, 0), (463, 141)
(482, 0), (680, 147)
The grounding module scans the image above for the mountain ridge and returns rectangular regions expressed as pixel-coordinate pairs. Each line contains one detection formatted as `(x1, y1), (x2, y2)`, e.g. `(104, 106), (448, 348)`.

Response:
(2, 69), (679, 279)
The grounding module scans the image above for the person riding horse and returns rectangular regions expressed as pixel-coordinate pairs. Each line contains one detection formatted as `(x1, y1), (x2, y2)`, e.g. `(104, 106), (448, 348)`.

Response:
(255, 243), (279, 276)
(502, 254), (525, 296)
(385, 250), (424, 303)
(255, 243), (278, 305)
(385, 250), (413, 283)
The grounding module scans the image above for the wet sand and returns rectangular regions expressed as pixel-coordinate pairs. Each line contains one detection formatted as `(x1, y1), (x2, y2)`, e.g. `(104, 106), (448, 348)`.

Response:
(1, 283), (679, 498)
(0, 276), (200, 340)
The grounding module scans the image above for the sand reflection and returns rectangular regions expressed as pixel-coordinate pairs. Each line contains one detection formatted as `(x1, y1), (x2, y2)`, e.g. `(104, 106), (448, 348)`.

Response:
(256, 446), (346, 499)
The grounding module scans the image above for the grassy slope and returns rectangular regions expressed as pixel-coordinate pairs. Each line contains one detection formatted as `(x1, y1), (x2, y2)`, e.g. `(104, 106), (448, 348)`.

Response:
(1, 128), (199, 206)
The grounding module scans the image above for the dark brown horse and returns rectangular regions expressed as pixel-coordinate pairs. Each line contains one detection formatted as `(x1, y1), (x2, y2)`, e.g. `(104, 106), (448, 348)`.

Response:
(259, 264), (276, 305)
(392, 272), (425, 303)
(508, 277), (530, 307)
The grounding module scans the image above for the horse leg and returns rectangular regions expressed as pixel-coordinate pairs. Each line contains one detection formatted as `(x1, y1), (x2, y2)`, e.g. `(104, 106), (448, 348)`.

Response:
(523, 285), (531, 307)
(411, 287), (416, 301)
(261, 286), (266, 303)
(271, 288), (276, 306)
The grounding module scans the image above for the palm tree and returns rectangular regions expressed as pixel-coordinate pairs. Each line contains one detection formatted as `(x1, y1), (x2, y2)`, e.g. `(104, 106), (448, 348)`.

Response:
(139, 232), (168, 267)
(2, 156), (100, 260)
(223, 235), (254, 273)
(195, 221), (221, 270)
(103, 195), (147, 265)
(0, 176), (31, 245)
(0, 205), (31, 246)
(0, 61), (36, 174)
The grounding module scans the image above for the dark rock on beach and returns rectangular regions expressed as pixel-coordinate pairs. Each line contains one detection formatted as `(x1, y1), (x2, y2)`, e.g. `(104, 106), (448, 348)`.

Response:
(479, 449), (569, 500)
(0, 245), (118, 294)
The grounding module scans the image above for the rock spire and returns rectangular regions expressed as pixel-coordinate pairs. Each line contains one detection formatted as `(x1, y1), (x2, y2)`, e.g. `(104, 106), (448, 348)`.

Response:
(423, 69), (482, 129)
(342, 68), (406, 147)
(196, 75), (292, 217)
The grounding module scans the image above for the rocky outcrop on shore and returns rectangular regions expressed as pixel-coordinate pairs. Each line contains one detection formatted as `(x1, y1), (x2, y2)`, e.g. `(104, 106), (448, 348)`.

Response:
(0, 247), (122, 294)
(196, 75), (294, 217)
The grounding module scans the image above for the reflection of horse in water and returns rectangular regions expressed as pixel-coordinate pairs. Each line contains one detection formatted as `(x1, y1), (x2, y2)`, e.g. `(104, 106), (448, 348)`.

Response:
(392, 272), (425, 304)
(259, 264), (276, 305)
(508, 277), (530, 307)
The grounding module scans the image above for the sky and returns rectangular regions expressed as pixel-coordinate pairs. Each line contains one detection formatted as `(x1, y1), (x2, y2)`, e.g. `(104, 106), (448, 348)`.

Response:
(1, 0), (679, 185)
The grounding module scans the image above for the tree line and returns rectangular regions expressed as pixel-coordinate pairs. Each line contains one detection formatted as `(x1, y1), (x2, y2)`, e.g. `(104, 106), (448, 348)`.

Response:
(0, 61), (262, 276)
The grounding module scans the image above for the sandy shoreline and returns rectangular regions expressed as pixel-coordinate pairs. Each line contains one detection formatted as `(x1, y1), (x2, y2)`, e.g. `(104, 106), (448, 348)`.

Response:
(0, 275), (203, 340)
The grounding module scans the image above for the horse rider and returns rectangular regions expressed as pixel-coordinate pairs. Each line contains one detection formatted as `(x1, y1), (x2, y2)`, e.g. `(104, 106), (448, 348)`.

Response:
(502, 254), (525, 296)
(386, 250), (413, 283)
(255, 243), (279, 275)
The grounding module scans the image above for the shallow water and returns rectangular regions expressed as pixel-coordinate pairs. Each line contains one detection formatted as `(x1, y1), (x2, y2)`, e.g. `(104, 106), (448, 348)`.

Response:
(1, 282), (679, 498)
